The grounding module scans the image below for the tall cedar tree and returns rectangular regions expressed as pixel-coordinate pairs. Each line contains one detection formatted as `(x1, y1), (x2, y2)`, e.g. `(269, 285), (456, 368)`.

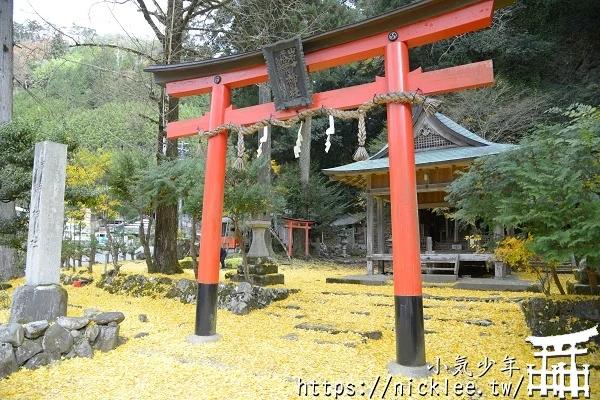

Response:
(134, 0), (230, 274)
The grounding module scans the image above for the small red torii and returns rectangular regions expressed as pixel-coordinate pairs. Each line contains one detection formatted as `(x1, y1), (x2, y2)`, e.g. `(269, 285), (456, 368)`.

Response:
(147, 0), (511, 377)
(282, 218), (314, 259)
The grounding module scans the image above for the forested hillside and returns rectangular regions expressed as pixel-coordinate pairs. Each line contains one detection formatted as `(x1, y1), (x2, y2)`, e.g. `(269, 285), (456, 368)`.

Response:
(13, 0), (598, 165)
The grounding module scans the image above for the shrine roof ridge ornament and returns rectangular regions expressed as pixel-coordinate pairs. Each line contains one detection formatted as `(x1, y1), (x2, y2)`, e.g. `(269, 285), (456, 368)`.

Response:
(145, 0), (514, 86)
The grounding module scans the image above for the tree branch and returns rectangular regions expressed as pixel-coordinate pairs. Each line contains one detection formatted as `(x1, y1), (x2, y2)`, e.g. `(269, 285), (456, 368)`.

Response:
(147, 10), (166, 25)
(138, 113), (160, 125)
(69, 43), (159, 63)
(150, 0), (166, 21)
(181, 0), (202, 28)
(184, 26), (228, 34)
(134, 0), (165, 43)
(30, 8), (158, 63)
(188, 0), (234, 21)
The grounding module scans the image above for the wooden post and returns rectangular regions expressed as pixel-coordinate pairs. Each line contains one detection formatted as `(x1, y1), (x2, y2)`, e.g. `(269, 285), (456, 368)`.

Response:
(287, 220), (293, 257)
(454, 218), (459, 242)
(377, 197), (385, 274)
(445, 216), (449, 242)
(494, 225), (506, 278)
(304, 223), (309, 259)
(366, 176), (374, 274)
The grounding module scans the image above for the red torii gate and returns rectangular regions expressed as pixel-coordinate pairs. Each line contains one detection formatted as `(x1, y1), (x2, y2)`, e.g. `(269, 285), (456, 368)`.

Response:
(147, 0), (510, 377)
(282, 218), (315, 259)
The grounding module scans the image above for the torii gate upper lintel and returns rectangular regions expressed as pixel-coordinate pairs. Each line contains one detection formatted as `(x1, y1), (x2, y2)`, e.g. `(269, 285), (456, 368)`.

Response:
(146, 0), (513, 377)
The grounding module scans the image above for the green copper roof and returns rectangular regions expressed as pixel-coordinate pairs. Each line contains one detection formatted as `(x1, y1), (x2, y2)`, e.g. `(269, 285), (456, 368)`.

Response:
(323, 113), (517, 176)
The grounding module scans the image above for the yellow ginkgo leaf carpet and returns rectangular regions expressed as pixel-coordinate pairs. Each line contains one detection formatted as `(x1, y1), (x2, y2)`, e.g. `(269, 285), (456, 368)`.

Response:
(0, 260), (597, 400)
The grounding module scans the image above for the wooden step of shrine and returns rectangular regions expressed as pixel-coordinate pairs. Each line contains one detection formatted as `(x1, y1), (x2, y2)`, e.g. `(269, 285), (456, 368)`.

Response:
(367, 252), (496, 275)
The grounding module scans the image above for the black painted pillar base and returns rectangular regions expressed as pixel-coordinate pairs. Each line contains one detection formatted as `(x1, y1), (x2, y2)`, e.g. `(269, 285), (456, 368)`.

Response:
(388, 295), (431, 377)
(194, 283), (218, 336)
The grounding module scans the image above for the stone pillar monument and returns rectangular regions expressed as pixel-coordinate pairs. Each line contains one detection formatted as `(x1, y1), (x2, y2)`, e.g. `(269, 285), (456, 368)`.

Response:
(10, 141), (68, 323)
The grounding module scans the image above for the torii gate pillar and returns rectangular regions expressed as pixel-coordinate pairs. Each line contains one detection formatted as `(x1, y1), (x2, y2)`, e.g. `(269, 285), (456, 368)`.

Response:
(385, 41), (428, 376)
(187, 84), (230, 344)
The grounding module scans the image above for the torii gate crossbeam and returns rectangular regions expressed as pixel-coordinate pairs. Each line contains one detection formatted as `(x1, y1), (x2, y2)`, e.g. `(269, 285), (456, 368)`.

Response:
(146, 0), (510, 377)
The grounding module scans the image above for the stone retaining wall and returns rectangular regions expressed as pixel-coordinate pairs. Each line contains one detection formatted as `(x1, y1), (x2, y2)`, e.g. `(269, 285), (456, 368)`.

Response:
(0, 309), (126, 379)
(96, 273), (297, 314)
(521, 298), (600, 345)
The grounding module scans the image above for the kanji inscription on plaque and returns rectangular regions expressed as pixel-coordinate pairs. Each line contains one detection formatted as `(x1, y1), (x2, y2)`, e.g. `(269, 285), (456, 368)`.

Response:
(262, 36), (313, 110)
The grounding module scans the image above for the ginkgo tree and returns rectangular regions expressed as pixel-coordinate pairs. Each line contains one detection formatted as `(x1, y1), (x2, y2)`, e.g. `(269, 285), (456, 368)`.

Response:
(447, 104), (600, 294)
(66, 148), (121, 272)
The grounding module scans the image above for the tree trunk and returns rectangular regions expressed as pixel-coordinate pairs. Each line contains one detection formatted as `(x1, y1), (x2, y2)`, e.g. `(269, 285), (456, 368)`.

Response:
(151, 0), (184, 275)
(88, 215), (97, 269)
(153, 89), (182, 274)
(257, 82), (274, 255)
(257, 83), (272, 186)
(88, 235), (97, 273)
(299, 117), (312, 215)
(550, 265), (565, 295)
(0, 0), (18, 282)
(233, 217), (249, 282)
(587, 268), (599, 294)
(139, 214), (155, 272)
(77, 223), (83, 267)
(190, 214), (198, 279)
(102, 219), (120, 274)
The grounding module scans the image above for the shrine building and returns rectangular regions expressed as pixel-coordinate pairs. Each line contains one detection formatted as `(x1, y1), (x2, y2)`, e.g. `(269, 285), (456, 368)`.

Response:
(323, 107), (517, 279)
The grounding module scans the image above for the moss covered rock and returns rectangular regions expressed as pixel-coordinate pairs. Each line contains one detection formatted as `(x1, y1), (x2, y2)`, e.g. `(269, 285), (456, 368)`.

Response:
(521, 298), (600, 344)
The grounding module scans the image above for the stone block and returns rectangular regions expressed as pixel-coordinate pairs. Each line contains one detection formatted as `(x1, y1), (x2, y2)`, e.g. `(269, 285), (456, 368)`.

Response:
(229, 273), (284, 286)
(42, 323), (73, 354)
(23, 352), (53, 370)
(83, 324), (100, 343)
(9, 284), (68, 323)
(521, 297), (600, 344)
(23, 320), (49, 339)
(0, 343), (18, 378)
(247, 264), (279, 275)
(73, 338), (94, 358)
(246, 220), (271, 259)
(83, 308), (101, 318)
(94, 325), (119, 352)
(15, 338), (43, 365)
(567, 282), (600, 295)
(56, 316), (89, 330)
(92, 312), (125, 325)
(0, 323), (24, 346)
